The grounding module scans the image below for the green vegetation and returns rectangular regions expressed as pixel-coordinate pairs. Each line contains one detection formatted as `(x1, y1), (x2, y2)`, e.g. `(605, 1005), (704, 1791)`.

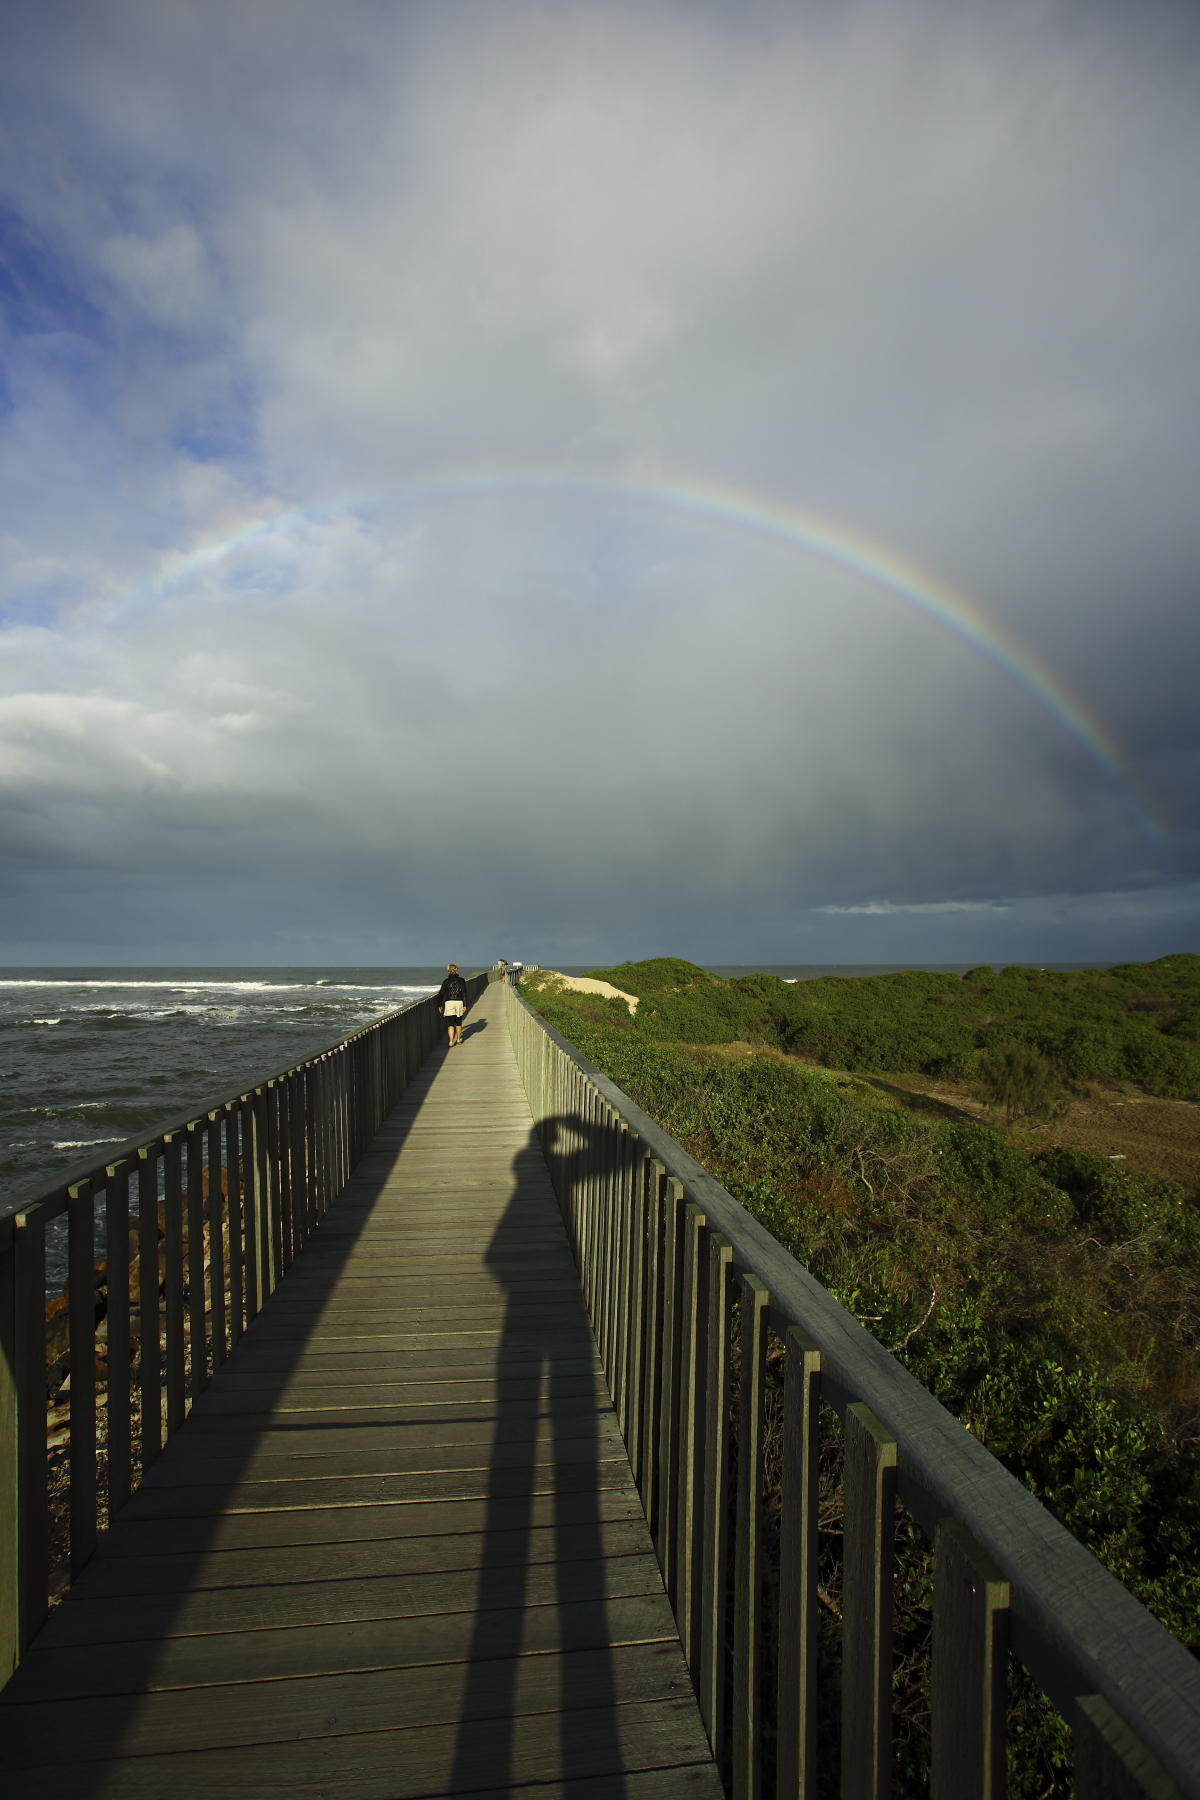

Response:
(974, 1039), (1063, 1124)
(522, 956), (1200, 1797)
(575, 952), (1200, 1097)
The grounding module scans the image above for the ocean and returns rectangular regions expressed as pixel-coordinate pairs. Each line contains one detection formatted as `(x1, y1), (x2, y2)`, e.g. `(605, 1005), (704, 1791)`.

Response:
(0, 967), (445, 1214)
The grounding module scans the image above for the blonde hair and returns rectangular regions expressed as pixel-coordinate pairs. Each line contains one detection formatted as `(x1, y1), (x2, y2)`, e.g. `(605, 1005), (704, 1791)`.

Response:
(447, 963), (459, 972)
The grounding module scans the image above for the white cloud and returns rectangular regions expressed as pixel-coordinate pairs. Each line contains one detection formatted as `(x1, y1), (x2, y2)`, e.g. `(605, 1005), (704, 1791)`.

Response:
(0, 0), (1197, 959)
(818, 902), (1016, 916)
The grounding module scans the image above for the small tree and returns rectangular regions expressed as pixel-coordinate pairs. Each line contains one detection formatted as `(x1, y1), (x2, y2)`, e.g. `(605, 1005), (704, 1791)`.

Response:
(975, 1040), (1062, 1125)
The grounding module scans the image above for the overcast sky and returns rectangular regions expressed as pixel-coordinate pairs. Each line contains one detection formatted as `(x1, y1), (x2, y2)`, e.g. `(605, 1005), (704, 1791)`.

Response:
(2, 0), (1198, 967)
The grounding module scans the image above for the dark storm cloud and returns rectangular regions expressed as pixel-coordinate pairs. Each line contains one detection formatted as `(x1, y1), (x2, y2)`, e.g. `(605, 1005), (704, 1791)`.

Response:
(1, 0), (1198, 963)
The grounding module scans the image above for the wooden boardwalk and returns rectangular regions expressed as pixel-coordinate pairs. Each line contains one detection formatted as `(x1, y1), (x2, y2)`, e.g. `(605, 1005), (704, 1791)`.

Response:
(0, 983), (722, 1799)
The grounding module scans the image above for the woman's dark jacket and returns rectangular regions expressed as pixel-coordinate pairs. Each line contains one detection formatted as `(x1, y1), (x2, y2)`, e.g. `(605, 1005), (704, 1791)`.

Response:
(436, 973), (468, 1005)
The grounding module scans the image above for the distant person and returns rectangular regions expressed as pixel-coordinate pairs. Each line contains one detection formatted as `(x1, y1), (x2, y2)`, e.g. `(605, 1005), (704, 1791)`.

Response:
(436, 964), (468, 1047)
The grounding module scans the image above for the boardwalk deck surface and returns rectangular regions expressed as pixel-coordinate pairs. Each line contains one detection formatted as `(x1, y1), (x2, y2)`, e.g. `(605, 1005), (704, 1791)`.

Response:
(1, 983), (722, 1799)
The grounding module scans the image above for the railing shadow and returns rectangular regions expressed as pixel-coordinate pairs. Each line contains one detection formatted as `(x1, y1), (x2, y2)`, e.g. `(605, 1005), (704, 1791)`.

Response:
(448, 1111), (629, 1796)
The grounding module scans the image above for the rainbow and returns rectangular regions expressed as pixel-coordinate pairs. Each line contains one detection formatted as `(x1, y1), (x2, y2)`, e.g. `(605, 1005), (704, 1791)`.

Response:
(140, 471), (1163, 840)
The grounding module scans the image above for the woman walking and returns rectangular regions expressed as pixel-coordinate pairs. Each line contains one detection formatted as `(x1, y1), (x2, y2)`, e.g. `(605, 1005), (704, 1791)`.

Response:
(436, 964), (468, 1047)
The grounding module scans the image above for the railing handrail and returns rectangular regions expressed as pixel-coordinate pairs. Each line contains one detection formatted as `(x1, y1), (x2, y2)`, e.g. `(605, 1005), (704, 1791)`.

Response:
(506, 984), (1200, 1797)
(0, 985), (443, 1246)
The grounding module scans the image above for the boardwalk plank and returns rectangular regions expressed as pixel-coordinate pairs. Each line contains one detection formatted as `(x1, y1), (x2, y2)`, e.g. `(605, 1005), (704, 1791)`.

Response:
(2, 1641), (698, 1764)
(2, 1698), (721, 1799)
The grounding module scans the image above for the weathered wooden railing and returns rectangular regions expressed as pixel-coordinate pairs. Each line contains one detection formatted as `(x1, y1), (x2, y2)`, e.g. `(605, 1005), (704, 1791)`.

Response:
(504, 983), (1200, 1800)
(0, 974), (487, 1684)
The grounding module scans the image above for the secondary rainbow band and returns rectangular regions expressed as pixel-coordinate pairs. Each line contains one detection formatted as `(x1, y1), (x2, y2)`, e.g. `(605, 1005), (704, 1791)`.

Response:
(138, 470), (1161, 841)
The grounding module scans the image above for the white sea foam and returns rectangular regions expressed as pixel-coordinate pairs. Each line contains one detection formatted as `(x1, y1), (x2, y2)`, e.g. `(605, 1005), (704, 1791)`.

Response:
(0, 979), (435, 992)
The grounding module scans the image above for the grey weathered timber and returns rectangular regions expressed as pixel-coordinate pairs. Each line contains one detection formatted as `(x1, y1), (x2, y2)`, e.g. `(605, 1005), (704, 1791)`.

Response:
(1075, 1696), (1185, 1799)
(504, 985), (1200, 1799)
(777, 1325), (821, 1800)
(930, 1520), (1009, 1800)
(0, 981), (723, 1800)
(733, 1273), (770, 1800)
(698, 1230), (734, 1760)
(841, 1403), (897, 1800)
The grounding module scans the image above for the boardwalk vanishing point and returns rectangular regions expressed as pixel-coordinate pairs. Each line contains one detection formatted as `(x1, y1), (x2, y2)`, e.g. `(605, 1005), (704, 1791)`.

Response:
(0, 981), (724, 1798)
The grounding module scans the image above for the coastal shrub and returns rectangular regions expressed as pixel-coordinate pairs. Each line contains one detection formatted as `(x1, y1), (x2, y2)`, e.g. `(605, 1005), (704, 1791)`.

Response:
(974, 1040), (1062, 1124)
(576, 951), (1200, 1094)
(522, 972), (1200, 1792)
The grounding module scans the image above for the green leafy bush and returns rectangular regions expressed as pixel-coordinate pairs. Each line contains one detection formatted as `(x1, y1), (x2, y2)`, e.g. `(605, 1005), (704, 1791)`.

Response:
(974, 1040), (1062, 1123)
(524, 972), (1200, 1796)
(575, 952), (1200, 1095)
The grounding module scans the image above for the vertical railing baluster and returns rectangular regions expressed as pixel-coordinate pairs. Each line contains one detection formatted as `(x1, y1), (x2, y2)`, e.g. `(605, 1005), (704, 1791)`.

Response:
(104, 1161), (132, 1514)
(733, 1273), (770, 1800)
(604, 1115), (623, 1406)
(603, 1109), (621, 1386)
(161, 1138), (185, 1438)
(225, 1106), (243, 1347)
(206, 1115), (226, 1371)
(185, 1129), (206, 1402)
(137, 1149), (162, 1473)
(700, 1230), (735, 1761)
(583, 1084), (599, 1313)
(778, 1326), (822, 1800)
(288, 1072), (305, 1259)
(67, 1182), (96, 1574)
(657, 1175), (686, 1595)
(623, 1138), (648, 1482)
(0, 1224), (17, 1677)
(277, 1077), (294, 1272)
(842, 1402), (898, 1800)
(255, 1086), (273, 1308)
(14, 1204), (48, 1650)
(242, 1097), (260, 1325)
(639, 1160), (666, 1534)
(930, 1521), (1009, 1800)
(676, 1201), (709, 1670)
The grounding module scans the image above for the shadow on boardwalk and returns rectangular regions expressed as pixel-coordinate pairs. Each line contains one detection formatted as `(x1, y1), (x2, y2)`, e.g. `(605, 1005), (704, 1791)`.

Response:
(450, 1112), (627, 1796)
(0, 1031), (715, 1798)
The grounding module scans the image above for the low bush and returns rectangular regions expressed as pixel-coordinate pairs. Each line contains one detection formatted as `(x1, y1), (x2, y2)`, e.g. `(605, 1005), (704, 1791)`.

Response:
(524, 972), (1200, 1797)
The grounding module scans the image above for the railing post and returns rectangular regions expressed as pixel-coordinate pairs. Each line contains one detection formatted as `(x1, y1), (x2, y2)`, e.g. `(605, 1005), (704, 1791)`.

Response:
(778, 1325), (822, 1800)
(67, 1181), (96, 1575)
(1074, 1696), (1183, 1799)
(241, 1097), (260, 1326)
(623, 1138), (649, 1482)
(14, 1205), (47, 1651)
(640, 1160), (667, 1537)
(657, 1175), (686, 1594)
(931, 1519), (1009, 1800)
(733, 1272), (770, 1800)
(699, 1230), (735, 1759)
(104, 1160), (133, 1513)
(137, 1147), (163, 1472)
(676, 1200), (709, 1670)
(842, 1402), (898, 1800)
(206, 1115), (226, 1368)
(224, 1106), (243, 1347)
(184, 1129), (207, 1403)
(0, 1225), (16, 1679)
(162, 1137), (186, 1438)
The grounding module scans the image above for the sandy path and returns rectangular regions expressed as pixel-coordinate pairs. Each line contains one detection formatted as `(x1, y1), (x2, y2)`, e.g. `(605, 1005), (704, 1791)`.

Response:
(873, 1073), (1200, 1192)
